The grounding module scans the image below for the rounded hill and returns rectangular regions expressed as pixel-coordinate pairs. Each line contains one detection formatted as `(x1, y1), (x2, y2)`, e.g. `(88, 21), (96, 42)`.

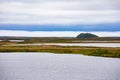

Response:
(76, 33), (99, 39)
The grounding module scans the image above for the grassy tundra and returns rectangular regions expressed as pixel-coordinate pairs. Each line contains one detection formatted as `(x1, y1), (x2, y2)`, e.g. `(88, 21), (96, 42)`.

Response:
(0, 37), (120, 58)
(0, 45), (120, 58)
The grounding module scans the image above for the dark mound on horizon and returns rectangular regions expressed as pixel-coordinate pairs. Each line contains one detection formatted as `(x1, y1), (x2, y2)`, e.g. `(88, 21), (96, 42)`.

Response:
(76, 33), (99, 39)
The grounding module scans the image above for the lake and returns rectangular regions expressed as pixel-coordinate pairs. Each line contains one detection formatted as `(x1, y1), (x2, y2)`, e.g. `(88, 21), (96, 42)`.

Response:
(0, 53), (120, 80)
(7, 43), (120, 47)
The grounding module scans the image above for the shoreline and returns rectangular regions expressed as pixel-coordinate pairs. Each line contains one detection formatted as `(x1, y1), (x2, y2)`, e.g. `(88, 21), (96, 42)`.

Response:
(0, 45), (120, 58)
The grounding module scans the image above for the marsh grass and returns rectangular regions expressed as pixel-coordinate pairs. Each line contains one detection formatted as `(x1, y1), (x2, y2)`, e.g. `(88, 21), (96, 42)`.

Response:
(0, 45), (120, 58)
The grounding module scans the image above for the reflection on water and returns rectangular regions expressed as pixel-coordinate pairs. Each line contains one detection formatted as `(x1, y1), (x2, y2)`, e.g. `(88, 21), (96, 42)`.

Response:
(0, 53), (120, 80)
(7, 43), (120, 47)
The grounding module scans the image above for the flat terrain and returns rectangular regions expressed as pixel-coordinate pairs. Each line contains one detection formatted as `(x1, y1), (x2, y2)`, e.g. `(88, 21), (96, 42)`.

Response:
(0, 37), (120, 58)
(0, 37), (120, 43)
(0, 45), (120, 58)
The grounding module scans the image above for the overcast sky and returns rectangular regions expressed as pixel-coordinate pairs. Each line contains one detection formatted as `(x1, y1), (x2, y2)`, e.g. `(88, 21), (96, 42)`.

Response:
(0, 0), (120, 33)
(0, 0), (120, 24)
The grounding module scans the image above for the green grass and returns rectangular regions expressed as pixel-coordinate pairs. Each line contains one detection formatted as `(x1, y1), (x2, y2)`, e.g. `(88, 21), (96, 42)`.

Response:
(0, 45), (120, 58)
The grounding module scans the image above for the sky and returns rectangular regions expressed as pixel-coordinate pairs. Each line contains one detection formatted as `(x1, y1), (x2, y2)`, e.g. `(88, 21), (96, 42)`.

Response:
(0, 30), (120, 37)
(0, 0), (120, 37)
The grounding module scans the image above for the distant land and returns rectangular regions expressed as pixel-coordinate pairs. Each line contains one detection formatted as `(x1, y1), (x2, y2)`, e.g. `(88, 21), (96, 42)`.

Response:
(0, 36), (120, 58)
(0, 36), (120, 43)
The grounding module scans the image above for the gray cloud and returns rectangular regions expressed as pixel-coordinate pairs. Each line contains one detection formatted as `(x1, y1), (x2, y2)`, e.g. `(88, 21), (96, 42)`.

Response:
(0, 0), (120, 10)
(0, 0), (120, 25)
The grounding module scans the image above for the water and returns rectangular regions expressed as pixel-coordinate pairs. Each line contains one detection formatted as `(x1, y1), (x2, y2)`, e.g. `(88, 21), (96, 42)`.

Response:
(9, 40), (25, 42)
(7, 43), (120, 47)
(0, 53), (120, 80)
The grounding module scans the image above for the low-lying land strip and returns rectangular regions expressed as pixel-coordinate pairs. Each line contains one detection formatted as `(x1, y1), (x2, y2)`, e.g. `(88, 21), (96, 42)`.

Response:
(0, 37), (120, 43)
(0, 45), (120, 58)
(0, 37), (120, 58)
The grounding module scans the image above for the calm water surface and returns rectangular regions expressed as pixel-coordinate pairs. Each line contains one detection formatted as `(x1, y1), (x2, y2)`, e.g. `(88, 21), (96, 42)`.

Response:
(7, 43), (120, 47)
(0, 53), (120, 80)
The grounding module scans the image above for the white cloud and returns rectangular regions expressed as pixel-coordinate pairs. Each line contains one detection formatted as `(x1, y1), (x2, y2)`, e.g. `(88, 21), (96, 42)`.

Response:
(0, 0), (120, 25)
(0, 30), (120, 37)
